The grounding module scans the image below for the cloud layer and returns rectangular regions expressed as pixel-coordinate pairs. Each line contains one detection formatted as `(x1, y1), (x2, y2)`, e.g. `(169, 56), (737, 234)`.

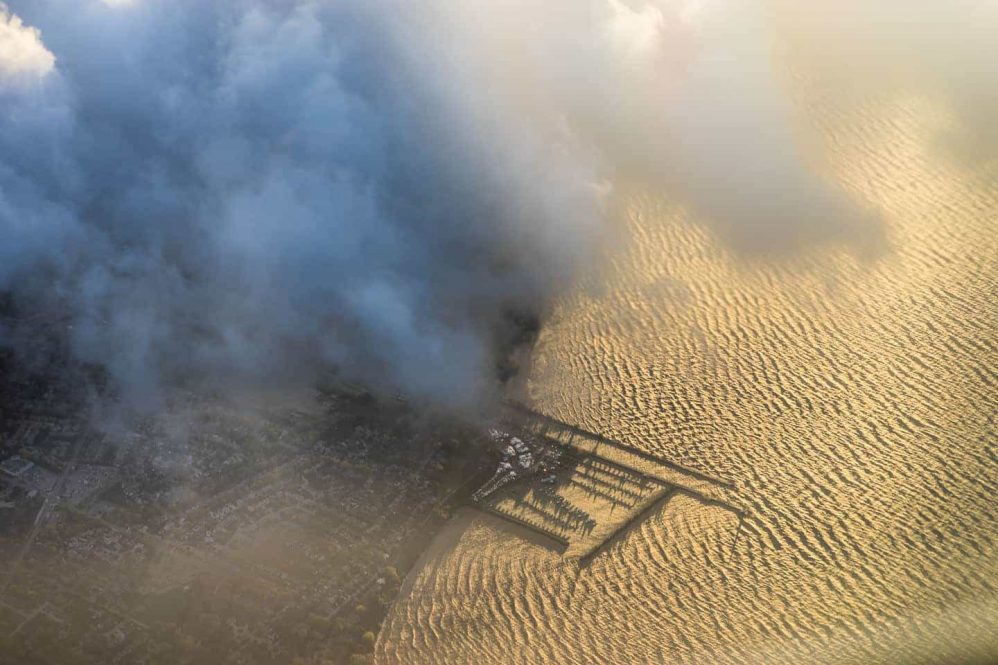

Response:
(777, 0), (998, 163)
(10, 0), (972, 411)
(0, 0), (608, 409)
(432, 0), (883, 252)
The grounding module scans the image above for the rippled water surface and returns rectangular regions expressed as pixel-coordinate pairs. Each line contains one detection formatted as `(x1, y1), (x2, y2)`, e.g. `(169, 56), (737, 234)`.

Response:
(376, 48), (998, 665)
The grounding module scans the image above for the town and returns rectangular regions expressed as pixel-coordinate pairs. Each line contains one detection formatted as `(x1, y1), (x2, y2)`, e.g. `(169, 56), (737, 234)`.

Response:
(0, 362), (492, 665)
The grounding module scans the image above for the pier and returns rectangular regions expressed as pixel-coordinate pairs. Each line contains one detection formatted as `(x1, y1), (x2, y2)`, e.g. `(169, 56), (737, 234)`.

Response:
(468, 403), (746, 564)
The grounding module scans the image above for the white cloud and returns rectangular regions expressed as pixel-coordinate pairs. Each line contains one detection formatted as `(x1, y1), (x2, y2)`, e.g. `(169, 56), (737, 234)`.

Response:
(434, 0), (880, 252)
(0, 3), (55, 83)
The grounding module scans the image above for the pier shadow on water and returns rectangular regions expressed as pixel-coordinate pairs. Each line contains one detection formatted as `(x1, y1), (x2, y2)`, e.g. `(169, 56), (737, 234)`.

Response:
(470, 405), (745, 564)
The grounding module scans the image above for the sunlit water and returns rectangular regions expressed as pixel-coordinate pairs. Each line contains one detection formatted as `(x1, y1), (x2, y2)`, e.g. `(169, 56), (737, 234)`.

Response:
(375, 36), (998, 665)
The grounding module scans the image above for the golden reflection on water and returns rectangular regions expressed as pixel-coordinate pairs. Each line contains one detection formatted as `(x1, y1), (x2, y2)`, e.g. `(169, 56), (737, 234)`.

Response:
(376, 29), (998, 665)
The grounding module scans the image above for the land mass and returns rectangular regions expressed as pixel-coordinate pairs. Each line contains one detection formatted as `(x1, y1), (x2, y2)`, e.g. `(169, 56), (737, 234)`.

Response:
(0, 357), (493, 665)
